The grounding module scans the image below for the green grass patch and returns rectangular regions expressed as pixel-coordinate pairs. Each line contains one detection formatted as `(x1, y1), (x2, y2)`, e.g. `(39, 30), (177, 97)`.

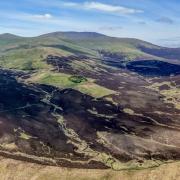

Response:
(19, 132), (32, 140)
(31, 71), (115, 98)
(76, 83), (115, 98)
(33, 72), (77, 88)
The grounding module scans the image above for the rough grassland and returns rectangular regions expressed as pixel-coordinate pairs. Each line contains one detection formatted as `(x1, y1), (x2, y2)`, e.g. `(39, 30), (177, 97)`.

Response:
(0, 47), (71, 70)
(30, 71), (115, 98)
(0, 157), (179, 180)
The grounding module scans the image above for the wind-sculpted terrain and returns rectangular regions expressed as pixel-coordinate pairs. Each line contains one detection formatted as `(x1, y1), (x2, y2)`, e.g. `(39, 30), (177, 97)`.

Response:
(0, 32), (179, 175)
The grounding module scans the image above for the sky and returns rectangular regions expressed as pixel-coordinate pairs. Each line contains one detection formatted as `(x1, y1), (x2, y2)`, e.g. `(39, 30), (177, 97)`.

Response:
(0, 0), (180, 47)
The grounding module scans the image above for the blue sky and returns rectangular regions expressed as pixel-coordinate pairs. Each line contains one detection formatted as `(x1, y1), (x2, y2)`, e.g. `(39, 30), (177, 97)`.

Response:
(0, 0), (180, 46)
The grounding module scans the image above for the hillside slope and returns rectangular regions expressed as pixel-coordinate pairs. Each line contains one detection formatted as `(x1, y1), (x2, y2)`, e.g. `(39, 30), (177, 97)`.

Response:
(0, 32), (179, 172)
(0, 32), (180, 72)
(0, 156), (179, 180)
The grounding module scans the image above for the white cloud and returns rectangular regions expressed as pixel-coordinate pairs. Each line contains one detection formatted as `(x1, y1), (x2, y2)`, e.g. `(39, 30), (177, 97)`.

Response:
(63, 2), (78, 7)
(0, 11), (102, 35)
(33, 13), (53, 20)
(0, 12), (57, 24)
(63, 1), (143, 15)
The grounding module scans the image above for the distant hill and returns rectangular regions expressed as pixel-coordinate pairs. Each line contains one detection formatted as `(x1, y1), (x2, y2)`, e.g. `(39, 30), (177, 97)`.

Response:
(0, 33), (22, 39)
(39, 31), (108, 40)
(0, 31), (180, 71)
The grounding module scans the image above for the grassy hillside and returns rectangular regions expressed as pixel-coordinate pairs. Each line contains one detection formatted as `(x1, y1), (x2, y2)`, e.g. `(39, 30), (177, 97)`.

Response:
(39, 32), (158, 59)
(0, 32), (161, 69)
(0, 31), (179, 98)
